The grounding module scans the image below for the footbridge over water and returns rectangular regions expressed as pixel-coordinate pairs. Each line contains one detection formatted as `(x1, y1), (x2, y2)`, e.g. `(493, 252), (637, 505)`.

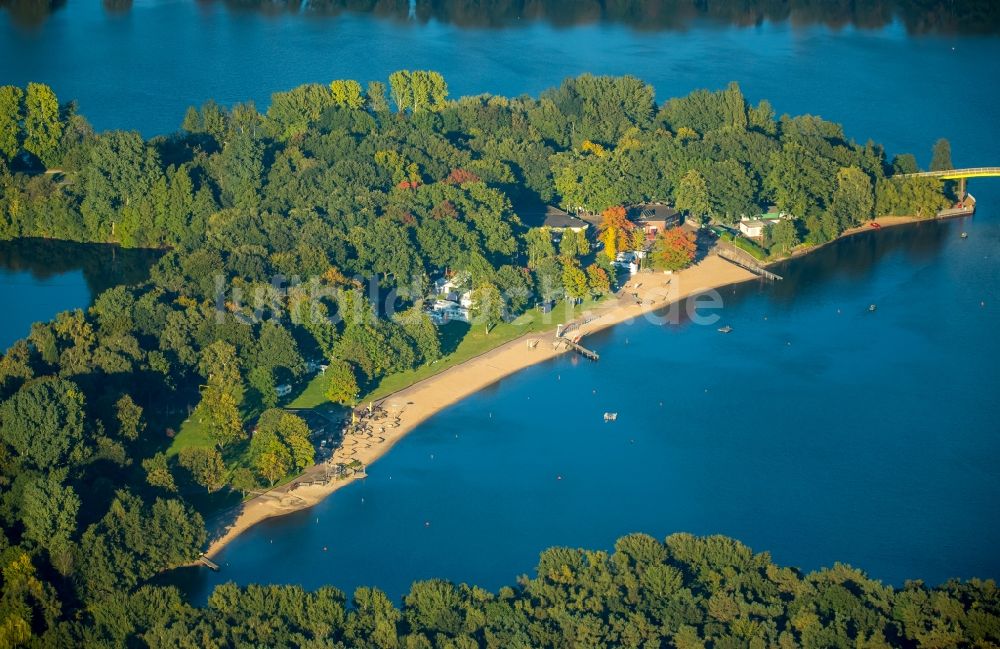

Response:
(898, 167), (1000, 180)
(896, 167), (1000, 197)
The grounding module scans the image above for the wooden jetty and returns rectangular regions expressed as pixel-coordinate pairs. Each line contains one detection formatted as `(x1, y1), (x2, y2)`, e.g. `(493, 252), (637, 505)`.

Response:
(199, 555), (220, 571)
(717, 249), (783, 281)
(555, 335), (600, 361)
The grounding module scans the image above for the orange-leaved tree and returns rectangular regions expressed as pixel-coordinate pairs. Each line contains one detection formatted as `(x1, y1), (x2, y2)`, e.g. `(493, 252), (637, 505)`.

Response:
(652, 227), (697, 271)
(598, 206), (636, 261)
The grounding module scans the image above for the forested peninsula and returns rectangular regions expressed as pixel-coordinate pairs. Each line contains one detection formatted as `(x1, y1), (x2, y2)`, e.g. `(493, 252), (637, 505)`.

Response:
(0, 74), (983, 646)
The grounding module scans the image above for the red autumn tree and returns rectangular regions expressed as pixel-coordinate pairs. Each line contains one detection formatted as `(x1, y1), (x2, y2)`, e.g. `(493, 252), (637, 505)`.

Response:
(651, 227), (697, 271)
(445, 168), (481, 185)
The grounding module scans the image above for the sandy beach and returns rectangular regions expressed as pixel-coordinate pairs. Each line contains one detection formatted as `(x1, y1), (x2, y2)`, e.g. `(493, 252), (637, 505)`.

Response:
(204, 216), (921, 558)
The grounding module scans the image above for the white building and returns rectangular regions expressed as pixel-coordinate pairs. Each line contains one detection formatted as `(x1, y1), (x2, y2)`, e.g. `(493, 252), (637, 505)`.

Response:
(426, 299), (470, 325)
(739, 206), (792, 239)
(738, 218), (775, 238)
(432, 271), (471, 302)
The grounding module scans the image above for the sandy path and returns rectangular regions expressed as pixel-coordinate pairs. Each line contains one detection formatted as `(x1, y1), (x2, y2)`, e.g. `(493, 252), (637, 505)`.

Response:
(204, 253), (759, 557)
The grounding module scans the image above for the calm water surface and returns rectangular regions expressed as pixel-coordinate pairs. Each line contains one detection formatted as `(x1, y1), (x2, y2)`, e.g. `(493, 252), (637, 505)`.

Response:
(0, 240), (160, 351)
(173, 207), (999, 603)
(3, 1), (999, 602)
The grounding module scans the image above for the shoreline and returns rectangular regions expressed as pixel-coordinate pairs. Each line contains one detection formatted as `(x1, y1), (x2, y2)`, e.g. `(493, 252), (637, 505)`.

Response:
(203, 215), (926, 559)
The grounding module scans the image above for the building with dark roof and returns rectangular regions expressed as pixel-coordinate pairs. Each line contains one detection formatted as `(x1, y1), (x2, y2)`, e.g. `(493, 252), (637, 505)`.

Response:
(543, 206), (590, 232)
(628, 203), (680, 237)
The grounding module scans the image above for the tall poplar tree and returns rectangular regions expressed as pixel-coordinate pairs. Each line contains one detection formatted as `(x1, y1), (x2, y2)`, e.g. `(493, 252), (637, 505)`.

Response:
(23, 82), (62, 166)
(0, 85), (23, 162)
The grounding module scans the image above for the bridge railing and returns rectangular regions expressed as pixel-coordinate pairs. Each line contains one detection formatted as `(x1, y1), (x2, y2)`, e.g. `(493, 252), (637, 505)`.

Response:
(896, 167), (1000, 178)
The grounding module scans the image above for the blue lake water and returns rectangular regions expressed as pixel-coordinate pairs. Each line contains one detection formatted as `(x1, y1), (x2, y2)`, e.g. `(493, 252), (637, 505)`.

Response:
(4, 0), (999, 603)
(0, 240), (160, 351)
(0, 265), (89, 351)
(177, 210), (1000, 603)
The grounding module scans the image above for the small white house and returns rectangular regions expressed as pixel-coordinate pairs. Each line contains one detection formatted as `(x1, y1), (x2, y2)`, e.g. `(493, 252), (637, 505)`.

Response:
(432, 271), (471, 302)
(739, 206), (792, 239)
(738, 219), (769, 238)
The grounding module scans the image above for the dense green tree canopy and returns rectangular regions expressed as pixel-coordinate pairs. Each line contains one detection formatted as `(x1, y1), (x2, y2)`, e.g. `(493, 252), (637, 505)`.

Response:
(0, 377), (87, 471)
(74, 533), (1000, 648)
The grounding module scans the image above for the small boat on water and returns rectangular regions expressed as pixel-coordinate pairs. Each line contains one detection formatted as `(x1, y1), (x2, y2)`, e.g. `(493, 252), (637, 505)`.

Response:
(718, 325), (733, 333)
(603, 412), (618, 422)
(961, 232), (969, 239)
(869, 304), (877, 312)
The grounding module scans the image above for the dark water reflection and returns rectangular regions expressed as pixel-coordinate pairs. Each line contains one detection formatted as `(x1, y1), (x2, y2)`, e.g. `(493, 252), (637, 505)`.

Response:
(5, 0), (1000, 33)
(0, 239), (160, 350)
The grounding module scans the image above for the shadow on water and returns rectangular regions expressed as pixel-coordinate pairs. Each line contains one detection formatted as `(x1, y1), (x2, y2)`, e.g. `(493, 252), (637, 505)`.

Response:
(764, 219), (954, 303)
(0, 238), (162, 299)
(6, 0), (1000, 33)
(586, 218), (954, 339)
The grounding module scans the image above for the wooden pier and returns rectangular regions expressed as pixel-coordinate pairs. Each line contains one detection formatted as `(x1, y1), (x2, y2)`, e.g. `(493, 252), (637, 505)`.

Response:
(555, 335), (600, 361)
(717, 249), (783, 281)
(199, 555), (220, 571)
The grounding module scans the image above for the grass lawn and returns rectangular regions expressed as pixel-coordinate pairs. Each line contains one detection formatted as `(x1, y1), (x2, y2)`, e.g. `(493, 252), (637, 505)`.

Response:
(167, 414), (213, 456)
(287, 372), (329, 409)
